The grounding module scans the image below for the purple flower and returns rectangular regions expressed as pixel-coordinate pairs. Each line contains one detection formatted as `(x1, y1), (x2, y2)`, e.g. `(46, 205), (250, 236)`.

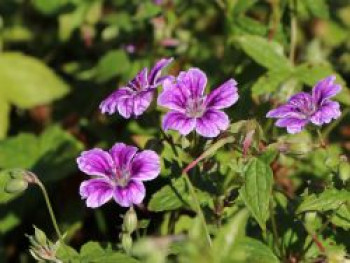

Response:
(100, 58), (173, 118)
(77, 143), (160, 208)
(267, 76), (341, 134)
(158, 68), (239, 138)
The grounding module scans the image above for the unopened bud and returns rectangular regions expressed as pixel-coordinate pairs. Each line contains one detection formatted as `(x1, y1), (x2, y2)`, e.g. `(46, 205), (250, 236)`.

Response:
(34, 226), (47, 245)
(5, 179), (28, 194)
(278, 141), (312, 156)
(339, 161), (350, 182)
(122, 207), (138, 234)
(122, 234), (133, 254)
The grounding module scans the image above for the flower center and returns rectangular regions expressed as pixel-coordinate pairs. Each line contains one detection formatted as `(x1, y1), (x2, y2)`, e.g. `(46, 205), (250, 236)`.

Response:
(299, 103), (318, 118)
(185, 98), (206, 118)
(111, 167), (130, 188)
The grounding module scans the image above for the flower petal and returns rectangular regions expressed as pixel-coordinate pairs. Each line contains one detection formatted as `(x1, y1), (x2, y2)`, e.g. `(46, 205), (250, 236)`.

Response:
(148, 57), (173, 85)
(129, 68), (148, 90)
(131, 150), (160, 181)
(77, 149), (114, 178)
(206, 79), (239, 109)
(110, 143), (138, 169)
(133, 90), (154, 116)
(288, 92), (314, 109)
(162, 111), (196, 135)
(310, 100), (341, 126)
(266, 104), (304, 119)
(114, 180), (146, 207)
(80, 178), (114, 208)
(312, 76), (341, 104)
(117, 97), (134, 119)
(195, 109), (229, 138)
(177, 68), (207, 99)
(99, 87), (133, 115)
(157, 79), (189, 112)
(275, 118), (309, 134)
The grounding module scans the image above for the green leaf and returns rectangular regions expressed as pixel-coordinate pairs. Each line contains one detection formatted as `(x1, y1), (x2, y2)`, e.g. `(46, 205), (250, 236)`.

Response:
(0, 126), (83, 187)
(56, 244), (80, 262)
(95, 49), (130, 83)
(232, 0), (258, 16)
(32, 0), (67, 15)
(79, 242), (139, 263)
(213, 209), (249, 263)
(148, 177), (189, 212)
(251, 69), (292, 98)
(239, 158), (273, 230)
(226, 237), (279, 263)
(0, 52), (69, 109)
(0, 213), (20, 234)
(236, 35), (291, 70)
(297, 189), (350, 214)
(331, 203), (350, 230)
(294, 63), (350, 105)
(0, 98), (9, 139)
(303, 0), (329, 19)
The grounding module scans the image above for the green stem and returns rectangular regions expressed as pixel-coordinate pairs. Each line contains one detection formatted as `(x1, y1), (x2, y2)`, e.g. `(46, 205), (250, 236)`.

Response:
(36, 181), (63, 241)
(316, 129), (326, 148)
(269, 201), (283, 259)
(183, 175), (212, 247)
(289, 0), (297, 64)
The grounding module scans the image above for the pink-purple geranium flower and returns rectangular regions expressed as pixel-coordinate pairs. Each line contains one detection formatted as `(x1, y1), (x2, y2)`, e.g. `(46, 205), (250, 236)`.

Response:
(100, 58), (173, 118)
(267, 76), (341, 134)
(158, 68), (239, 138)
(77, 143), (160, 208)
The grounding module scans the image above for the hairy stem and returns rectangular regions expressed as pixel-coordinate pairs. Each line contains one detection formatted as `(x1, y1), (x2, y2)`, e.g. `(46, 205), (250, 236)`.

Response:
(36, 180), (63, 241)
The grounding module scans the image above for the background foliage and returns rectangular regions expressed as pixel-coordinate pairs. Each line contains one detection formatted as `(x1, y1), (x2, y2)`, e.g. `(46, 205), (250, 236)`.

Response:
(0, 0), (350, 262)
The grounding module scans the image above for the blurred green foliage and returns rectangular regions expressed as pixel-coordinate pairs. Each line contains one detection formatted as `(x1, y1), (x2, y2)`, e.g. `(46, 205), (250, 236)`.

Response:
(0, 0), (350, 262)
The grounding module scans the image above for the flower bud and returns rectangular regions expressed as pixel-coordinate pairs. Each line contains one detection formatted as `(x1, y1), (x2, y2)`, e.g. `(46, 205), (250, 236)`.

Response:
(34, 226), (47, 245)
(122, 207), (138, 234)
(27, 226), (59, 262)
(278, 141), (312, 156)
(5, 178), (28, 194)
(121, 234), (133, 254)
(339, 161), (350, 182)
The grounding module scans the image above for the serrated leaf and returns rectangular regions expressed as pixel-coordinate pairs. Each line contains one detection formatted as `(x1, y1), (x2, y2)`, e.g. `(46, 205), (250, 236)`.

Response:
(148, 177), (189, 212)
(226, 237), (279, 263)
(0, 52), (69, 109)
(297, 189), (350, 213)
(95, 49), (130, 83)
(213, 209), (249, 263)
(239, 158), (273, 230)
(236, 35), (291, 70)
